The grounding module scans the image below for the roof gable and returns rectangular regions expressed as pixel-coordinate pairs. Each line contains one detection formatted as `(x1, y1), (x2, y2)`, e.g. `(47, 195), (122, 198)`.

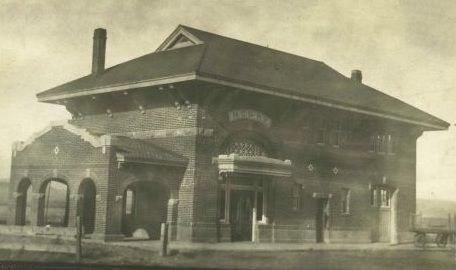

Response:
(156, 26), (203, 51)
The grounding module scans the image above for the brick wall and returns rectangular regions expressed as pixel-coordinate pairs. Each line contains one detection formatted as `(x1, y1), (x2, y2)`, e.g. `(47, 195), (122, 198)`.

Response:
(9, 86), (422, 244)
(188, 89), (421, 243)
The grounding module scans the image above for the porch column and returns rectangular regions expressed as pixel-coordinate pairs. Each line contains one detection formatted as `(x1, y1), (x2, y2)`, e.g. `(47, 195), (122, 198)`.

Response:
(10, 192), (23, 225)
(31, 192), (45, 226)
(390, 189), (399, 244)
(68, 194), (82, 228)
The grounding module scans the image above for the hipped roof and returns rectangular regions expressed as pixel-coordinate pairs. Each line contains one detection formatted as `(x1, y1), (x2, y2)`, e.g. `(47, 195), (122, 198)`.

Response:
(36, 25), (449, 130)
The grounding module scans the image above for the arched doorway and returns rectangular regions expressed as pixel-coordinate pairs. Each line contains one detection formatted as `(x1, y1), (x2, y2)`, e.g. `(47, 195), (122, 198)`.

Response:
(15, 178), (32, 225)
(78, 178), (97, 234)
(38, 178), (70, 227)
(121, 181), (170, 239)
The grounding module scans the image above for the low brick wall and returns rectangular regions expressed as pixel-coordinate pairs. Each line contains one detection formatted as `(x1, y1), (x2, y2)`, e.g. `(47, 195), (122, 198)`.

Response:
(0, 225), (76, 239)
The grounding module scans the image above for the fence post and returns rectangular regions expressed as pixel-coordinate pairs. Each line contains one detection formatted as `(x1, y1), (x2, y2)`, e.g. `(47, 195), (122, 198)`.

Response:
(160, 223), (169, 257)
(453, 212), (456, 262)
(75, 216), (82, 263)
(252, 208), (258, 242)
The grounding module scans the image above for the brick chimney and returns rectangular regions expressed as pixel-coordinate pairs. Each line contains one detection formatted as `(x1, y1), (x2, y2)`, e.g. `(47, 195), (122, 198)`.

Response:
(351, 69), (362, 83)
(92, 28), (107, 75)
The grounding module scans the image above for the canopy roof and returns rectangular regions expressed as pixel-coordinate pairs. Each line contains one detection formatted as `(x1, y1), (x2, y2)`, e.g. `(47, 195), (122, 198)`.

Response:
(113, 136), (187, 167)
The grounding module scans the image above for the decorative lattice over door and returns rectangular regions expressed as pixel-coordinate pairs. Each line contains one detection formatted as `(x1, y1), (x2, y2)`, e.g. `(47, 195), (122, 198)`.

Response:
(224, 139), (267, 157)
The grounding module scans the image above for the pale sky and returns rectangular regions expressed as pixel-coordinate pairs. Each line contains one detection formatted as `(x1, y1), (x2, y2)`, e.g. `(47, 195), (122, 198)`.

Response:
(0, 0), (455, 201)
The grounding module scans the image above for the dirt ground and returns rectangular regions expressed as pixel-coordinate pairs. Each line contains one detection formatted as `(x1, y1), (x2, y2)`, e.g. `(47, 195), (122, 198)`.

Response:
(1, 243), (456, 270)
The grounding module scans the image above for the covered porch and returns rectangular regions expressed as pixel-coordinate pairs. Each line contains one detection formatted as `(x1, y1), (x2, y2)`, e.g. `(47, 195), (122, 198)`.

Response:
(213, 154), (292, 242)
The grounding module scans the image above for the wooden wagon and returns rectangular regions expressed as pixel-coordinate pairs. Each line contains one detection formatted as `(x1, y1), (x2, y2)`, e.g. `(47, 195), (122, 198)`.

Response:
(410, 213), (456, 248)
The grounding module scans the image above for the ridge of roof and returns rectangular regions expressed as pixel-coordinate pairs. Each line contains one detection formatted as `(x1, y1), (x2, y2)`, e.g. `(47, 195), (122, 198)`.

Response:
(179, 24), (324, 65)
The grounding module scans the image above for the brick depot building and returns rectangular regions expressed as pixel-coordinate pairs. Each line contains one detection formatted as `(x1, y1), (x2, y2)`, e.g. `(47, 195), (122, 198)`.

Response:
(7, 25), (449, 243)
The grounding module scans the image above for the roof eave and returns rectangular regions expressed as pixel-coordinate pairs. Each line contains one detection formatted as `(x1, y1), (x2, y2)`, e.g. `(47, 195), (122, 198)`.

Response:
(194, 73), (449, 131)
(36, 73), (198, 103)
(34, 71), (449, 131)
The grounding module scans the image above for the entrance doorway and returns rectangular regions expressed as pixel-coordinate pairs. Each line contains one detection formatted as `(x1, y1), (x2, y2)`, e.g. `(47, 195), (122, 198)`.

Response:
(378, 208), (391, 242)
(315, 198), (329, 243)
(370, 185), (396, 243)
(219, 176), (267, 242)
(38, 178), (70, 227)
(15, 178), (32, 226)
(121, 181), (169, 239)
(229, 190), (255, 241)
(78, 178), (96, 234)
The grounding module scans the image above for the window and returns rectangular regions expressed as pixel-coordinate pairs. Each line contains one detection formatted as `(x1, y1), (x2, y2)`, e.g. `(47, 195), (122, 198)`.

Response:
(300, 117), (312, 144)
(315, 120), (326, 145)
(329, 120), (342, 147)
(370, 187), (390, 207)
(292, 183), (304, 210)
(380, 189), (390, 207)
(370, 188), (377, 207)
(341, 188), (350, 214)
(387, 135), (398, 154)
(369, 135), (376, 152)
(125, 188), (135, 216)
(369, 134), (396, 154)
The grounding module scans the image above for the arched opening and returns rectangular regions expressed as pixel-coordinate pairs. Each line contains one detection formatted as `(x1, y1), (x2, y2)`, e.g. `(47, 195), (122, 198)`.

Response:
(78, 178), (97, 234)
(121, 181), (169, 239)
(15, 178), (32, 225)
(39, 179), (70, 227)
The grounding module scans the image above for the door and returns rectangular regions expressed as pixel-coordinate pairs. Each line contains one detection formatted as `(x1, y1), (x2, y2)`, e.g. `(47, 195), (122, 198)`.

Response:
(230, 190), (254, 241)
(378, 208), (391, 242)
(316, 198), (329, 243)
(377, 188), (391, 242)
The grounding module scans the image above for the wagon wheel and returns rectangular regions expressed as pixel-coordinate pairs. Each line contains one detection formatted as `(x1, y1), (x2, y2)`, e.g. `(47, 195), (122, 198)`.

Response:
(414, 233), (426, 248)
(435, 233), (448, 248)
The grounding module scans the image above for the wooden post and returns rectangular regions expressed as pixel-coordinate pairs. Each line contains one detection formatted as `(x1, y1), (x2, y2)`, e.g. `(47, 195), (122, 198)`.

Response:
(453, 212), (456, 262)
(272, 222), (276, 243)
(75, 216), (82, 263)
(252, 207), (258, 242)
(160, 223), (169, 257)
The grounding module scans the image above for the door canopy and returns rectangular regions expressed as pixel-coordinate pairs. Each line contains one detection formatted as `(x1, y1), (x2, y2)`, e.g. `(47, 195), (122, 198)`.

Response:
(213, 154), (292, 177)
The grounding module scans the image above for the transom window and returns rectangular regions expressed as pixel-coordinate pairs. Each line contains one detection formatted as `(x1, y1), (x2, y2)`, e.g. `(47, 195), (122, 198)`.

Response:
(370, 187), (390, 207)
(224, 139), (267, 157)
